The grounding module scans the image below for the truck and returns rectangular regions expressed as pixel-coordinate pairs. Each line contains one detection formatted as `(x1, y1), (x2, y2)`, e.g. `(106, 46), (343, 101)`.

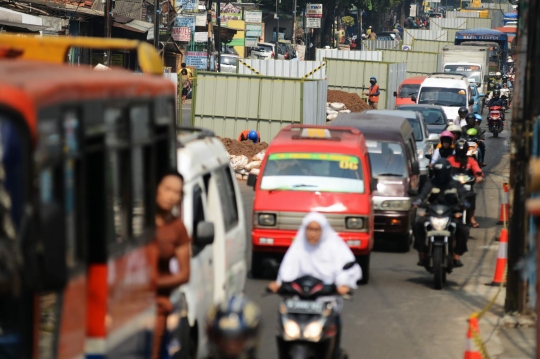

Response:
(454, 28), (509, 72)
(441, 44), (490, 95)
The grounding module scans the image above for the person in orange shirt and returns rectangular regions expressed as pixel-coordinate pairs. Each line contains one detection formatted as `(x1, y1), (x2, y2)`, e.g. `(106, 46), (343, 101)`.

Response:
(363, 76), (380, 109)
(238, 130), (261, 143)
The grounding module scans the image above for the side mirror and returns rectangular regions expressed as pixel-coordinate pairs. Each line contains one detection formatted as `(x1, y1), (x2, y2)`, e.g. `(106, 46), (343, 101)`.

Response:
(408, 188), (419, 196)
(393, 91), (398, 97)
(370, 178), (378, 193)
(247, 173), (258, 188)
(412, 161), (420, 175)
(428, 133), (439, 142)
(195, 221), (215, 246)
(468, 98), (475, 106)
(411, 95), (417, 102)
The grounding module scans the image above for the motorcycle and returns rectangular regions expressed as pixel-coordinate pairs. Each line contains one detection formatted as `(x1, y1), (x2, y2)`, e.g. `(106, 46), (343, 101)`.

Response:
(487, 105), (505, 137)
(269, 262), (356, 359)
(419, 204), (457, 290)
(452, 171), (476, 226)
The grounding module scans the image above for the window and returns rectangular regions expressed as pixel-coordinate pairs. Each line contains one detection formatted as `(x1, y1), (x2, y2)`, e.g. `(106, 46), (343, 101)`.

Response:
(398, 84), (420, 98)
(214, 167), (239, 231)
(365, 141), (408, 178)
(418, 87), (467, 107)
(220, 56), (238, 66)
(191, 185), (206, 257)
(406, 119), (423, 141)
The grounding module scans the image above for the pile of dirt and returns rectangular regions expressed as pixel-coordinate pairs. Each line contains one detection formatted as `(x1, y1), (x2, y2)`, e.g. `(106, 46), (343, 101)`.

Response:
(327, 90), (371, 112)
(218, 137), (269, 160)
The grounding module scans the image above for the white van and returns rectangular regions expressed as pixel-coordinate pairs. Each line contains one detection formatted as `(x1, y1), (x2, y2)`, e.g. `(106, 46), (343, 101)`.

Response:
(413, 73), (474, 121)
(171, 129), (247, 358)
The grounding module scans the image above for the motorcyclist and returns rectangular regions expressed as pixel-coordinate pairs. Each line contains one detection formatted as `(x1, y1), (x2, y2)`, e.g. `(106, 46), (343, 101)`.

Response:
(493, 72), (503, 86)
(487, 89), (507, 117)
(447, 124), (463, 142)
(205, 295), (261, 359)
(448, 139), (484, 228)
(453, 106), (469, 126)
(461, 113), (486, 167)
(268, 212), (361, 359)
(429, 131), (455, 166)
(413, 158), (470, 267)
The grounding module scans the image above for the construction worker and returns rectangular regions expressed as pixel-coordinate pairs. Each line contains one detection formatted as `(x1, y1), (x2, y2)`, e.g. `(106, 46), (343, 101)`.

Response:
(238, 130), (261, 143)
(363, 76), (380, 109)
(366, 26), (372, 37)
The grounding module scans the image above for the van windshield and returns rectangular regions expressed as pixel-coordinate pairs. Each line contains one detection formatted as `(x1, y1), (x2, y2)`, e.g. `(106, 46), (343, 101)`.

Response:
(418, 87), (467, 107)
(398, 84), (420, 98)
(365, 141), (408, 178)
(443, 64), (482, 84)
(260, 153), (365, 193)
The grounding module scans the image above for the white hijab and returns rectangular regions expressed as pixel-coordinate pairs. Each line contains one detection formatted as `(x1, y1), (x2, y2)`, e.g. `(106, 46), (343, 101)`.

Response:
(277, 212), (362, 288)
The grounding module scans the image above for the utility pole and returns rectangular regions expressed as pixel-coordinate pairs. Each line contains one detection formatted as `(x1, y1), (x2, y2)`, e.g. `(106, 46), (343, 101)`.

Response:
(217, 0), (221, 72)
(153, 0), (159, 50)
(104, 0), (112, 65)
(292, 0), (297, 43)
(207, 0), (213, 70)
(275, 0), (279, 53)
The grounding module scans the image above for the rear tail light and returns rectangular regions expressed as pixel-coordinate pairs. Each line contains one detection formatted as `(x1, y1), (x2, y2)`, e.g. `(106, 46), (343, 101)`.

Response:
(271, 52), (274, 58)
(285, 52), (289, 59)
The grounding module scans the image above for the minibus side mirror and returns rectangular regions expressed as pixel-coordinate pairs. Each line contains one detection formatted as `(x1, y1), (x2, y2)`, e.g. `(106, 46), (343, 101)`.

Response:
(195, 221), (215, 246)
(411, 94), (417, 102)
(412, 161), (420, 175)
(40, 203), (67, 291)
(393, 91), (398, 97)
(247, 173), (258, 188)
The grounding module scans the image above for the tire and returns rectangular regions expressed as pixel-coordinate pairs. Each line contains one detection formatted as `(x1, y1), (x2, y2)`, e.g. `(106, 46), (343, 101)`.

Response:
(433, 246), (443, 290)
(250, 252), (264, 279)
(398, 234), (411, 253)
(356, 254), (370, 285)
(493, 131), (499, 138)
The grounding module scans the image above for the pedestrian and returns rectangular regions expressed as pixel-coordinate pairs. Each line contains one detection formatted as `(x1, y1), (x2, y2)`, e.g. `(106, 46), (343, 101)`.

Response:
(152, 170), (191, 359)
(369, 30), (377, 40)
(363, 76), (380, 109)
(181, 69), (191, 104)
(180, 62), (193, 79)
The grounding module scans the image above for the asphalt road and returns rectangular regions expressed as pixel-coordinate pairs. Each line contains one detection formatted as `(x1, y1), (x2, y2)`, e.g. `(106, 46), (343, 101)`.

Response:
(239, 113), (511, 359)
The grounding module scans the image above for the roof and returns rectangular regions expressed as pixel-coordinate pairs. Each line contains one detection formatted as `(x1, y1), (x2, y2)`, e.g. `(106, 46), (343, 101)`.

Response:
(421, 77), (468, 89)
(493, 27), (517, 35)
(455, 28), (507, 40)
(401, 76), (427, 84)
(329, 113), (414, 143)
(396, 104), (445, 111)
(269, 125), (367, 154)
(114, 19), (154, 33)
(365, 110), (417, 120)
(92, 0), (142, 21)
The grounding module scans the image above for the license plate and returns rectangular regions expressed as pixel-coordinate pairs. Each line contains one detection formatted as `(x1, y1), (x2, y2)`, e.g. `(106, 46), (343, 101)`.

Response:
(285, 300), (324, 314)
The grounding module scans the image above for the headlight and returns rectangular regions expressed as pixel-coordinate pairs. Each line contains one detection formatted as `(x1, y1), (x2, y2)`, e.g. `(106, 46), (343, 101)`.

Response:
(430, 217), (449, 231)
(426, 144), (433, 155)
(381, 199), (411, 211)
(346, 217), (364, 229)
(417, 149), (424, 159)
(258, 213), (276, 226)
(303, 321), (323, 341)
(283, 320), (301, 340)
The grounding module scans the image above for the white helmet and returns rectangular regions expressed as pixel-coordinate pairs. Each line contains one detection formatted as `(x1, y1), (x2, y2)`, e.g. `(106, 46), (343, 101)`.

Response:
(496, 72), (502, 76)
(507, 58), (514, 63)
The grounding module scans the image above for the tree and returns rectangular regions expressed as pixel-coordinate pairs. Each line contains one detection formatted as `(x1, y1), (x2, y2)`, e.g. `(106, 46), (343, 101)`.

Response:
(341, 15), (355, 27)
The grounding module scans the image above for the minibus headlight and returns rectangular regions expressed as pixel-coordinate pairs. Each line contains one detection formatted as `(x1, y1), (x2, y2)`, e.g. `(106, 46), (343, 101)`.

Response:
(258, 213), (276, 226)
(417, 149), (424, 159)
(381, 199), (411, 211)
(346, 217), (364, 229)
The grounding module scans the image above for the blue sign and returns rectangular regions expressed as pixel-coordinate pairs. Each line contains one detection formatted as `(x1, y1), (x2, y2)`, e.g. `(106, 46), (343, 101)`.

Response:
(175, 15), (196, 31)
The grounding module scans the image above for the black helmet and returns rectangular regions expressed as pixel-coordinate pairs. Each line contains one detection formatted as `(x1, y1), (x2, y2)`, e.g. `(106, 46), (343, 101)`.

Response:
(458, 107), (468, 117)
(493, 89), (501, 98)
(206, 295), (261, 359)
(455, 139), (468, 159)
(432, 158), (453, 184)
(465, 113), (476, 127)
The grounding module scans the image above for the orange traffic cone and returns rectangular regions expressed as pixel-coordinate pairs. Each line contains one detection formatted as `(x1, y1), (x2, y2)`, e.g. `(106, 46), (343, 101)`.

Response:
(488, 228), (508, 286)
(464, 315), (482, 359)
(497, 183), (510, 225)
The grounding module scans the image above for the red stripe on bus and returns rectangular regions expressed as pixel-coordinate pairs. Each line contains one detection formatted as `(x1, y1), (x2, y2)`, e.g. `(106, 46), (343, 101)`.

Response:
(87, 264), (107, 337)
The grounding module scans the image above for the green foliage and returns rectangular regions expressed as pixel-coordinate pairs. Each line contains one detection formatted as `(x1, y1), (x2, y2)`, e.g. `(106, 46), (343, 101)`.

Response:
(341, 15), (355, 27)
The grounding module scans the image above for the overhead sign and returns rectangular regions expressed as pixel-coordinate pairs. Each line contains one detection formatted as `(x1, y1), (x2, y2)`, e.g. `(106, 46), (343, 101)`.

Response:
(306, 17), (321, 28)
(194, 32), (207, 42)
(246, 23), (262, 37)
(306, 4), (323, 18)
(186, 51), (208, 69)
(244, 10), (262, 23)
(172, 27), (191, 42)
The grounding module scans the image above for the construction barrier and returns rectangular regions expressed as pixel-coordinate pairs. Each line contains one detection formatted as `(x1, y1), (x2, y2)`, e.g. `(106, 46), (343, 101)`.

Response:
(497, 183), (510, 225)
(464, 315), (483, 359)
(489, 228), (508, 286)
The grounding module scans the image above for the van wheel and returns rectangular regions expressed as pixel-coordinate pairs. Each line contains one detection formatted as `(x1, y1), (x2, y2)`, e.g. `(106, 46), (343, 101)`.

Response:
(250, 252), (264, 279)
(356, 254), (370, 285)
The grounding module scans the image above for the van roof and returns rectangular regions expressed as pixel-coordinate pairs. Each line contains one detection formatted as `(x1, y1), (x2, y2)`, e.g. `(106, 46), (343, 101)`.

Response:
(364, 109), (418, 120)
(329, 113), (414, 143)
(421, 77), (468, 89)
(177, 135), (230, 181)
(269, 125), (367, 154)
(400, 76), (428, 85)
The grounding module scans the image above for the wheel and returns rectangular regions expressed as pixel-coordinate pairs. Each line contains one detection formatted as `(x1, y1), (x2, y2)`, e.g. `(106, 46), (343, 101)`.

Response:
(493, 131), (499, 138)
(356, 254), (370, 285)
(250, 252), (264, 279)
(433, 246), (443, 290)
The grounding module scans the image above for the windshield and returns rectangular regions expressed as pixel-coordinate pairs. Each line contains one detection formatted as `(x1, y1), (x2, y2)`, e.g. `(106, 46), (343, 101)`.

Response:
(365, 141), (408, 178)
(260, 153), (365, 193)
(398, 84), (420, 98)
(416, 109), (446, 125)
(418, 87), (467, 107)
(406, 118), (423, 141)
(443, 64), (482, 84)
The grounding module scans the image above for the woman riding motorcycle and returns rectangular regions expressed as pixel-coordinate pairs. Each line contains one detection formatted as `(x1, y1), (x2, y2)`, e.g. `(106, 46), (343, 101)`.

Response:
(447, 124), (463, 142)
(268, 212), (361, 359)
(430, 131), (455, 166)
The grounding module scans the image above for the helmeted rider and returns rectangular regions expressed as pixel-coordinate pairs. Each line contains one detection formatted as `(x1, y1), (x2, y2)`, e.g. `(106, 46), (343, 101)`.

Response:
(413, 158), (470, 267)
(493, 72), (503, 86)
(448, 139), (484, 228)
(462, 114), (486, 167)
(447, 124), (463, 142)
(486, 84), (502, 102)
(487, 89), (507, 119)
(453, 106), (469, 126)
(205, 295), (262, 359)
(430, 131), (455, 166)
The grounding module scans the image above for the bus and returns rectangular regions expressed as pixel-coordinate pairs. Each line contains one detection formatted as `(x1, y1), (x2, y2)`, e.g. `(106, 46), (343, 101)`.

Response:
(0, 52), (177, 358)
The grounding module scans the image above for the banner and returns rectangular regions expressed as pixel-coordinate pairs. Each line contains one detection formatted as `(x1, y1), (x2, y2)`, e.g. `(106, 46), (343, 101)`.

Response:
(212, 3), (241, 26)
(172, 27), (191, 42)
(245, 23), (262, 37)
(245, 37), (258, 47)
(176, 0), (197, 11)
(186, 51), (208, 69)
(306, 4), (323, 18)
(195, 14), (206, 26)
(194, 32), (207, 42)
(244, 10), (262, 23)
(409, 4), (417, 17)
(306, 17), (321, 28)
(175, 15), (196, 31)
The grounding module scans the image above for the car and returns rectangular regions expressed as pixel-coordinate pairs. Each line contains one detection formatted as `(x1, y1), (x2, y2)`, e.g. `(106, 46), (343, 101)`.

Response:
(396, 104), (449, 134)
(175, 128), (247, 358)
(248, 125), (375, 283)
(379, 31), (402, 41)
(330, 114), (420, 252)
(277, 41), (296, 59)
(250, 42), (276, 60)
(393, 76), (427, 107)
(221, 44), (239, 56)
(469, 83), (485, 114)
(218, 54), (239, 73)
